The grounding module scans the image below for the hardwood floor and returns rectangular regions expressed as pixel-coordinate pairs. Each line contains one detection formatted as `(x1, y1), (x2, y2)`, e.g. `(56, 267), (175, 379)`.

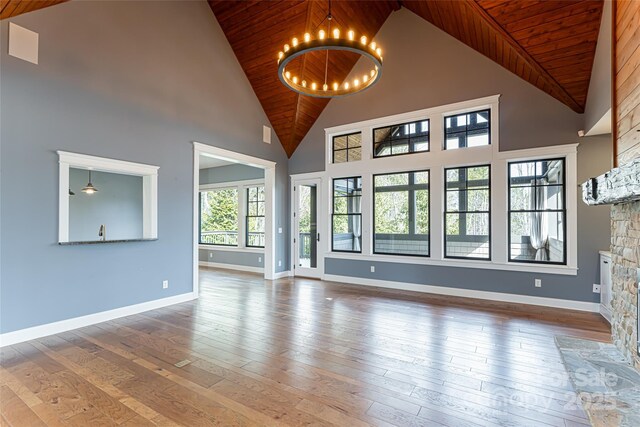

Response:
(1, 268), (610, 426)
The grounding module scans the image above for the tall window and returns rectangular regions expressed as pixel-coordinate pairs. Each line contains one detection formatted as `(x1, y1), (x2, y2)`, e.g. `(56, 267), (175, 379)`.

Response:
(445, 165), (491, 259)
(444, 109), (490, 150)
(509, 159), (565, 264)
(373, 120), (429, 157)
(333, 133), (362, 163)
(374, 171), (429, 256)
(246, 186), (265, 248)
(332, 177), (362, 252)
(199, 188), (239, 246)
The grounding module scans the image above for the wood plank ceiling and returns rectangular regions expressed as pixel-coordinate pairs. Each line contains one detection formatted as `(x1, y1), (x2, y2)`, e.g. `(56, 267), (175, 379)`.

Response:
(1, 0), (604, 157)
(212, 0), (603, 157)
(0, 0), (68, 19)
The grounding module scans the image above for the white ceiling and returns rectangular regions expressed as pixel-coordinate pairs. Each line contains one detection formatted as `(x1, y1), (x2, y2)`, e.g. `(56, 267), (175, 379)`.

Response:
(199, 155), (235, 170)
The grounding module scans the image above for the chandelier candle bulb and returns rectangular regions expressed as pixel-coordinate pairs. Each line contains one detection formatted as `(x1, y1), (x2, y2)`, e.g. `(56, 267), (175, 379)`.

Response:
(360, 35), (367, 45)
(333, 82), (338, 90)
(292, 37), (298, 47)
(332, 28), (340, 39)
(311, 82), (317, 90)
(376, 48), (382, 56)
(301, 80), (306, 87)
(363, 74), (368, 82)
(323, 83), (328, 91)
(278, 51), (283, 60)
(348, 30), (355, 41)
(292, 76), (298, 84)
(319, 29), (326, 39)
(344, 82), (350, 89)
(284, 44), (290, 52)
(285, 71), (291, 79)
(354, 79), (360, 87)
(304, 32), (311, 42)
(370, 41), (377, 50)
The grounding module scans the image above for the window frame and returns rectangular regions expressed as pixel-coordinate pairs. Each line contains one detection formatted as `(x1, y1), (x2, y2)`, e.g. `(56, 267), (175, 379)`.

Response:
(198, 179), (265, 250)
(443, 109), (491, 150)
(332, 132), (362, 164)
(198, 186), (240, 247)
(507, 157), (567, 266)
(321, 95), (579, 276)
(245, 185), (266, 248)
(443, 164), (492, 261)
(372, 169), (431, 258)
(372, 119), (430, 158)
(331, 176), (363, 253)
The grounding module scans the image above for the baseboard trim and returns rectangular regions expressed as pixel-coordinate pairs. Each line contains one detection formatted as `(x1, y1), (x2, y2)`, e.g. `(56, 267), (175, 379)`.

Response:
(199, 261), (264, 274)
(600, 304), (612, 324)
(323, 274), (600, 312)
(0, 292), (197, 347)
(273, 271), (290, 279)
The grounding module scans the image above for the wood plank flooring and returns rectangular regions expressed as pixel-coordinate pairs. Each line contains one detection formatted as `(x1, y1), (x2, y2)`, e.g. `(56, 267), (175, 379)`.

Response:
(1, 268), (611, 426)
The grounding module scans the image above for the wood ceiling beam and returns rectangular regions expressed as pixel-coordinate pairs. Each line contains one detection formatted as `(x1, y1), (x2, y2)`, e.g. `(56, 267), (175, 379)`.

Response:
(463, 0), (584, 113)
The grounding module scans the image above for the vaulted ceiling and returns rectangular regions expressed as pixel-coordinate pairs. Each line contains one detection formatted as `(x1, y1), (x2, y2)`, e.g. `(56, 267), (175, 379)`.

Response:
(3, 0), (604, 157)
(210, 0), (603, 157)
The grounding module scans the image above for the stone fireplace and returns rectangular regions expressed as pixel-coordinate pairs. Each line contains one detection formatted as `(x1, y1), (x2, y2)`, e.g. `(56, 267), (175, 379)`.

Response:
(583, 159), (640, 369)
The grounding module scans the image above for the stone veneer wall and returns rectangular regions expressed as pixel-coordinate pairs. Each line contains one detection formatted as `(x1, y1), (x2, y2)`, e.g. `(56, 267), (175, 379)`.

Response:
(611, 201), (640, 370)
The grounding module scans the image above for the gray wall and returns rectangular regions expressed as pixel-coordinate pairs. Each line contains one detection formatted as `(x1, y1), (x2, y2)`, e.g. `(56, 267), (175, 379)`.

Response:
(290, 9), (612, 303)
(69, 169), (143, 242)
(289, 8), (585, 174)
(0, 0), (289, 334)
(584, 0), (612, 134)
(199, 164), (264, 185)
(199, 163), (266, 268)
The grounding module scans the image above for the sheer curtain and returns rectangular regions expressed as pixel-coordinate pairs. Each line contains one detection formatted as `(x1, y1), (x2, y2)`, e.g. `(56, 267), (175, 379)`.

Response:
(529, 180), (549, 260)
(349, 194), (361, 251)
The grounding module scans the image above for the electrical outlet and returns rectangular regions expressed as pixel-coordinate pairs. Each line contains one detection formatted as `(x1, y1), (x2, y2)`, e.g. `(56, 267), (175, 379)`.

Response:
(162, 280), (169, 289)
(370, 265), (375, 273)
(593, 284), (601, 293)
(278, 260), (282, 267)
(209, 252), (213, 259)
(258, 256), (262, 263)
(534, 279), (542, 288)
(278, 227), (283, 234)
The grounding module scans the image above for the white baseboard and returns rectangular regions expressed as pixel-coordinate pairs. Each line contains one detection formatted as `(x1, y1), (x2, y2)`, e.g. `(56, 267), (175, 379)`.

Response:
(600, 304), (612, 323)
(0, 292), (197, 348)
(199, 261), (264, 274)
(273, 271), (291, 279)
(323, 274), (600, 312)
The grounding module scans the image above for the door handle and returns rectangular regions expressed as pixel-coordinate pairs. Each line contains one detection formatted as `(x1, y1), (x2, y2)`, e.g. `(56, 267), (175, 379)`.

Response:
(317, 233), (320, 242)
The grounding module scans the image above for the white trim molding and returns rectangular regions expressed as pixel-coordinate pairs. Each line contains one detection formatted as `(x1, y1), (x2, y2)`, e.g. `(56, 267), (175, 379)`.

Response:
(57, 151), (159, 243)
(0, 292), (197, 347)
(199, 261), (264, 274)
(306, 95), (580, 276)
(323, 274), (599, 312)
(273, 271), (291, 279)
(193, 142), (278, 298)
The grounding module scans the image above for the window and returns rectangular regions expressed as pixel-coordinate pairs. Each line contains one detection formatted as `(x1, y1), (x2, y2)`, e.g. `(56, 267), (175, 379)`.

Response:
(199, 188), (239, 246)
(373, 120), (429, 157)
(509, 159), (565, 264)
(332, 177), (362, 252)
(445, 165), (491, 259)
(246, 186), (265, 248)
(374, 171), (429, 256)
(333, 133), (362, 163)
(445, 109), (490, 150)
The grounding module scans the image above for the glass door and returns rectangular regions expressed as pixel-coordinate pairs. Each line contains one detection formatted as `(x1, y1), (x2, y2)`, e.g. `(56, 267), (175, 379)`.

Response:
(294, 179), (321, 278)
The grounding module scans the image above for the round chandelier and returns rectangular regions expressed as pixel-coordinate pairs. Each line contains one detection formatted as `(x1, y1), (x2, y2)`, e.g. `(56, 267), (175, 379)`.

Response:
(276, 0), (383, 98)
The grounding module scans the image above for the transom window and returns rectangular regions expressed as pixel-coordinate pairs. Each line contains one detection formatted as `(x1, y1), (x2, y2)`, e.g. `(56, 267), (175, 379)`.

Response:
(332, 177), (362, 252)
(374, 171), (429, 256)
(444, 165), (491, 259)
(509, 159), (566, 264)
(199, 188), (239, 246)
(333, 133), (362, 163)
(373, 120), (429, 157)
(445, 109), (490, 150)
(246, 186), (265, 248)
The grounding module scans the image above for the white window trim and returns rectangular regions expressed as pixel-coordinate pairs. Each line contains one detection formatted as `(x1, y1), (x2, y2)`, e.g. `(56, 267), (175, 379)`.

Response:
(57, 151), (159, 243)
(316, 95), (579, 276)
(198, 178), (265, 252)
